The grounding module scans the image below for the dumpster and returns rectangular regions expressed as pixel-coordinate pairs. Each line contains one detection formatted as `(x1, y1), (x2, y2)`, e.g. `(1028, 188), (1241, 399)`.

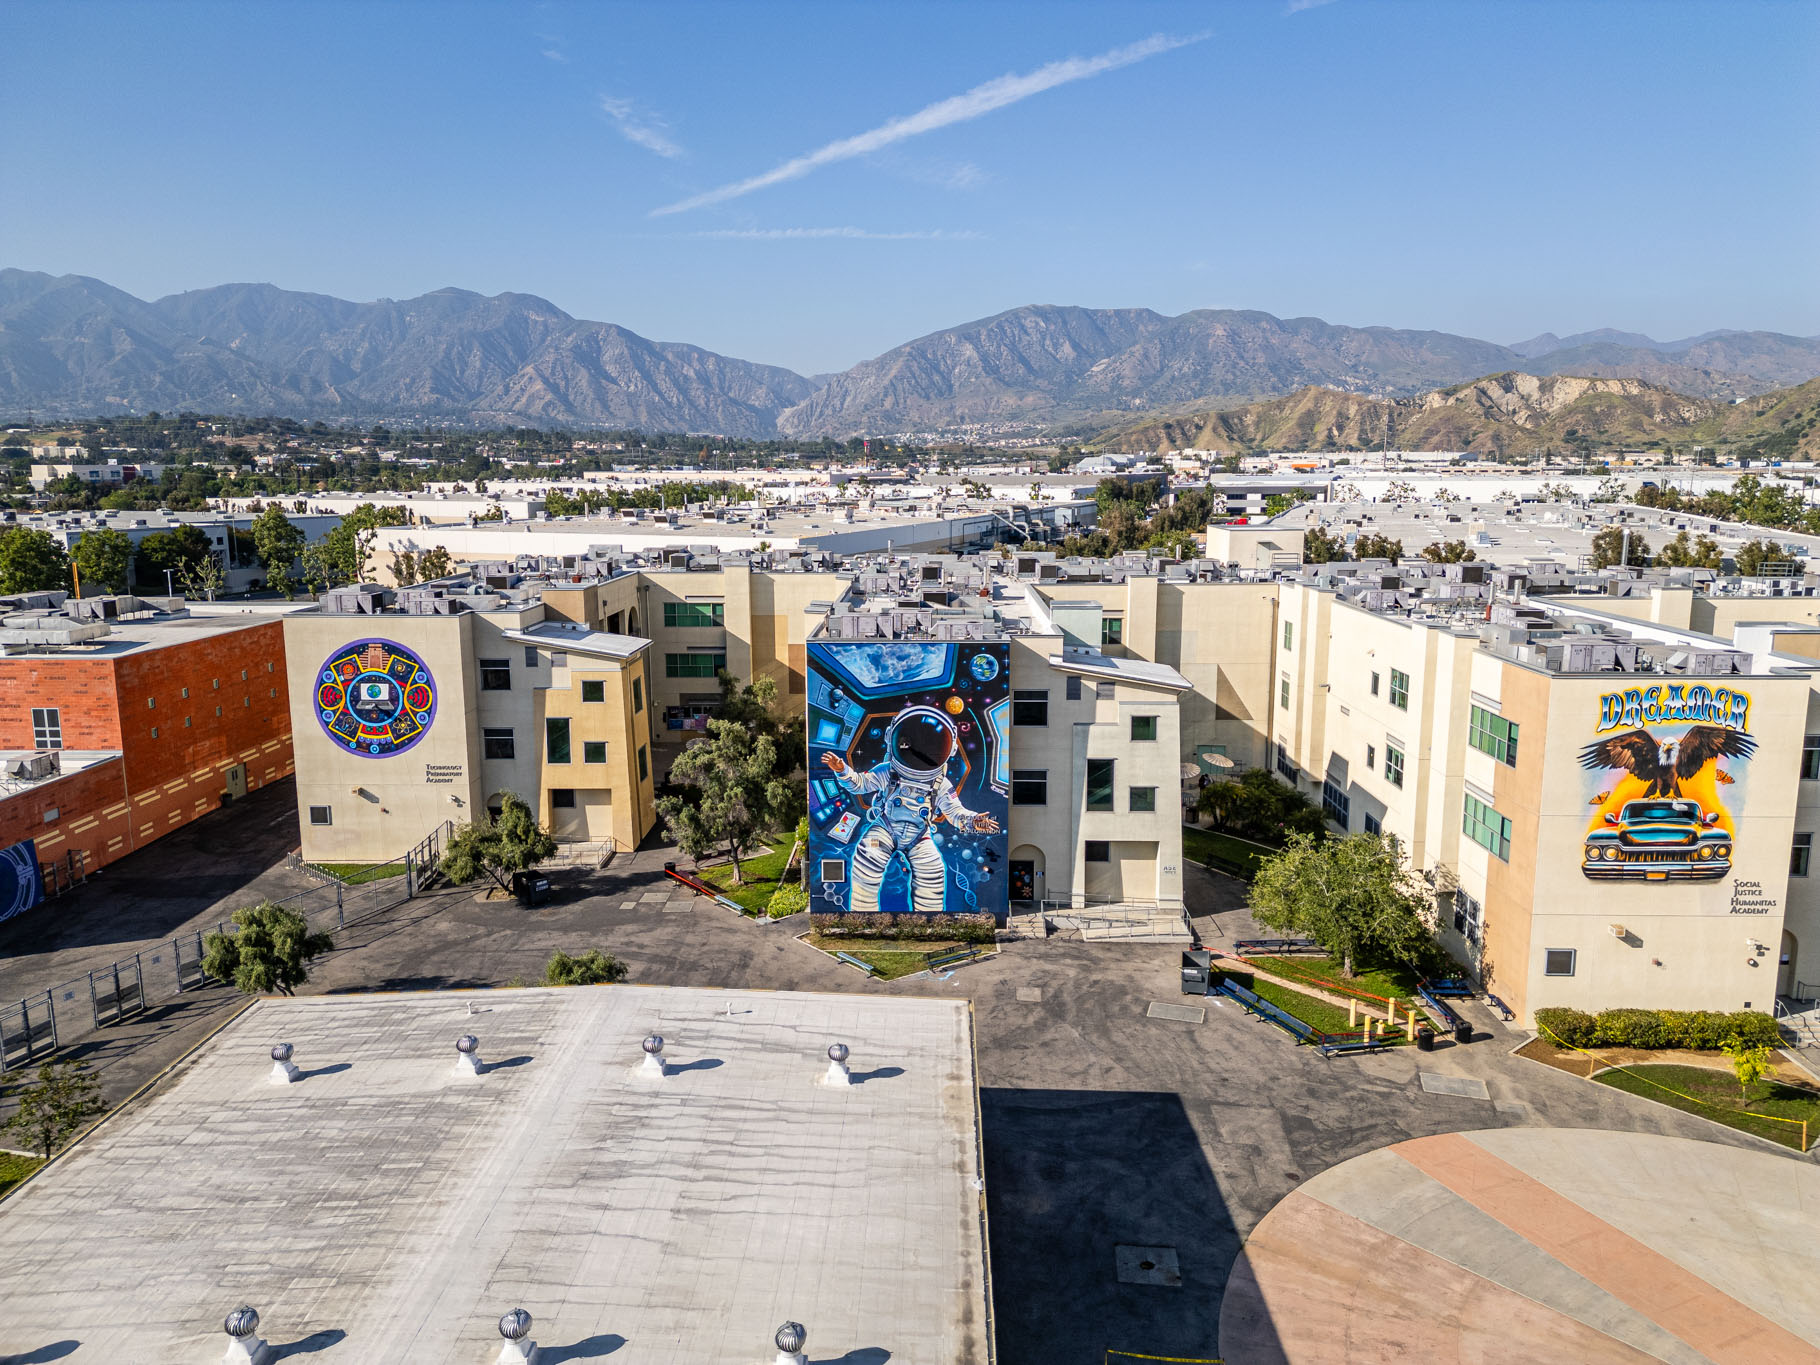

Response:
(1415, 1027), (1436, 1052)
(512, 871), (552, 906)
(1180, 950), (1214, 996)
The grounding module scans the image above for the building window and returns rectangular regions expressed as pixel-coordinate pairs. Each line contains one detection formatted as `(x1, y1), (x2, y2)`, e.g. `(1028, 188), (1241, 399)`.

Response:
(1453, 889), (1484, 945)
(184, 717), (191, 728)
(546, 717), (571, 764)
(1363, 812), (1381, 836)
(483, 728), (515, 760)
(1085, 840), (1110, 863)
(1370, 671), (1380, 696)
(525, 646), (540, 667)
(308, 806), (332, 826)
(1793, 832), (1813, 877)
(1012, 690), (1049, 726)
(584, 741), (607, 764)
(1282, 622), (1293, 650)
(215, 706), (222, 717)
(31, 708), (61, 749)
(147, 697), (155, 709)
(1065, 675), (1083, 702)
(1366, 744), (1376, 770)
(150, 727), (158, 739)
(1389, 669), (1409, 710)
(1279, 676), (1289, 710)
(1276, 742), (1295, 781)
(1468, 706), (1519, 766)
(1011, 770), (1048, 806)
(1086, 758), (1115, 811)
(1131, 715), (1157, 742)
(549, 651), (568, 668)
(480, 658), (512, 690)
(632, 678), (644, 713)
(1385, 745), (1404, 788)
(1804, 736), (1820, 780)
(1322, 779), (1350, 828)
(1463, 793), (1512, 861)
(581, 679), (605, 703)
(664, 601), (724, 627)
(1544, 948), (1576, 977)
(1102, 617), (1123, 646)
(665, 651), (725, 678)
(550, 788), (576, 809)
(181, 687), (189, 699)
(1129, 786), (1157, 813)
(637, 746), (648, 782)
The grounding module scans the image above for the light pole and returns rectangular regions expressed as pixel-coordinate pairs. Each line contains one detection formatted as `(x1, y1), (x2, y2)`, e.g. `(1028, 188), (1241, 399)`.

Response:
(164, 568), (175, 596)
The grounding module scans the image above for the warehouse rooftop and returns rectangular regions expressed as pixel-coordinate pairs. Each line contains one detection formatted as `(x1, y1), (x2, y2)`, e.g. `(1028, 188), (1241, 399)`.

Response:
(0, 987), (991, 1365)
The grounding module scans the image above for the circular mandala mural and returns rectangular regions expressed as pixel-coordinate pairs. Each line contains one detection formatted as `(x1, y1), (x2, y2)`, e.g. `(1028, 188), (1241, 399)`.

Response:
(316, 638), (438, 757)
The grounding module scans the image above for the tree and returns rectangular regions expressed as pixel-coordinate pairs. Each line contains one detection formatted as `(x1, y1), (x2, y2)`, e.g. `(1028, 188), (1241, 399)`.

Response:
(1421, 539), (1477, 563)
(715, 671), (805, 782)
(1249, 832), (1439, 977)
(1302, 526), (1346, 563)
(418, 546), (455, 580)
(134, 524), (213, 592)
(438, 792), (557, 891)
(1734, 537), (1790, 577)
(0, 528), (72, 593)
(1196, 767), (1325, 842)
(250, 504), (306, 592)
(1, 1060), (106, 1158)
(1722, 1039), (1773, 1101)
(179, 550), (226, 600)
(544, 949), (629, 986)
(1353, 532), (1404, 564)
(1589, 525), (1650, 568)
(1655, 530), (1723, 569)
(70, 527), (133, 595)
(391, 549), (419, 586)
(202, 902), (336, 996)
(657, 719), (792, 883)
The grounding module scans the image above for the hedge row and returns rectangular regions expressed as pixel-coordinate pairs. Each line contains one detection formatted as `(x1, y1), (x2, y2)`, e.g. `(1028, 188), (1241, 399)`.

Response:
(809, 912), (997, 944)
(1535, 1006), (1781, 1051)
(766, 883), (808, 919)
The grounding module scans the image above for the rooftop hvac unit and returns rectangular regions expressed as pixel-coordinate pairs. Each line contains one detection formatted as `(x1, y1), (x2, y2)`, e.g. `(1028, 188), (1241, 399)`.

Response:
(6, 751), (60, 780)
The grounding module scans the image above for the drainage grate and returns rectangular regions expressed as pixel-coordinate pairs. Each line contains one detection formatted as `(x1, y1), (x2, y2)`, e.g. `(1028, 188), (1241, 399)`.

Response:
(1146, 1002), (1205, 1024)
(1017, 987), (1043, 1003)
(1419, 1072), (1490, 1100)
(1115, 1244), (1182, 1287)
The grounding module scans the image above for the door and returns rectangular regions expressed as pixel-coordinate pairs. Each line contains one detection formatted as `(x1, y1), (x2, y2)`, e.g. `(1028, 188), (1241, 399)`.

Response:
(223, 764), (247, 802)
(1009, 860), (1034, 901)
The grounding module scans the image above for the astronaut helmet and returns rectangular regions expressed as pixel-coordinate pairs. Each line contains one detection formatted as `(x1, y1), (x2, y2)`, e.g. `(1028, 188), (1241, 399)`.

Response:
(886, 705), (958, 784)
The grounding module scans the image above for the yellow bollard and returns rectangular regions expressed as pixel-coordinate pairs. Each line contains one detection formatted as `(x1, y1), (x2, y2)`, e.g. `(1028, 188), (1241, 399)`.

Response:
(1349, 1000), (1358, 1028)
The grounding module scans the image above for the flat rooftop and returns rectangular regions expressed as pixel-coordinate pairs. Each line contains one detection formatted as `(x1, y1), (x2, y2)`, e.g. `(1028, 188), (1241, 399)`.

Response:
(0, 987), (991, 1364)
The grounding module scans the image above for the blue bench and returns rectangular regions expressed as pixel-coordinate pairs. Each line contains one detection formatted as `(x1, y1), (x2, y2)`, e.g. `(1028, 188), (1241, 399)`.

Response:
(1423, 976), (1474, 998)
(834, 951), (878, 977)
(926, 945), (984, 971)
(1485, 992), (1515, 1021)
(1216, 980), (1390, 1056)
(1231, 937), (1322, 956)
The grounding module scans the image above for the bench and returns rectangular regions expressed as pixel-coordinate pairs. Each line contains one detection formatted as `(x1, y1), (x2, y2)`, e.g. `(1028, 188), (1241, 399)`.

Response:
(1485, 992), (1515, 1021)
(926, 945), (984, 972)
(834, 951), (878, 977)
(1231, 937), (1322, 956)
(1423, 976), (1474, 998)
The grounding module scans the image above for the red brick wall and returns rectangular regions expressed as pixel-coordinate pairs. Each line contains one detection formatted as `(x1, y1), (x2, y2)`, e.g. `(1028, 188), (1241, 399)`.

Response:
(0, 619), (294, 867)
(0, 756), (131, 876)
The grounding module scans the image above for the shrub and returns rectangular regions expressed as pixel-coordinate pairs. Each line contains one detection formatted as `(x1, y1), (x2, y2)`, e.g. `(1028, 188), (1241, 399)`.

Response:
(810, 911), (997, 944)
(1534, 1007), (1596, 1048)
(1592, 1008), (1671, 1049)
(767, 883), (808, 919)
(543, 949), (628, 986)
(1536, 1005), (1779, 1051)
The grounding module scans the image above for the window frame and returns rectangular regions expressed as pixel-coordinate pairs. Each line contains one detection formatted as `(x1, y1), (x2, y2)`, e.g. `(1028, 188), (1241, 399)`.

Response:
(1010, 769), (1048, 806)
(1463, 792), (1512, 861)
(583, 740), (607, 764)
(1101, 616), (1123, 647)
(482, 728), (515, 760)
(1084, 839), (1110, 863)
(1803, 736), (1820, 781)
(663, 600), (725, 628)
(1085, 757), (1116, 812)
(1543, 948), (1576, 977)
(1321, 778), (1350, 828)
(479, 658), (512, 691)
(1384, 745), (1404, 789)
(308, 805), (332, 826)
(1389, 668), (1409, 710)
(31, 707), (62, 750)
(1793, 831), (1813, 877)
(1468, 705), (1520, 766)
(1129, 785), (1157, 813)
(545, 717), (572, 764)
(1012, 689), (1050, 727)
(550, 788), (576, 809)
(664, 651), (726, 678)
(1065, 675), (1083, 702)
(581, 679), (606, 703)
(632, 677), (643, 713)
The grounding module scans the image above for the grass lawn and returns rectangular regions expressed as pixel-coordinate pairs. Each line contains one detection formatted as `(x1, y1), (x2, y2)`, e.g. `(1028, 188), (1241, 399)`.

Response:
(808, 934), (970, 981)
(0, 1151), (45, 1199)
(695, 843), (794, 916)
(310, 861), (410, 885)
(1594, 1063), (1820, 1151)
(1248, 978), (1402, 1042)
(1181, 826), (1272, 878)
(1250, 953), (1425, 1002)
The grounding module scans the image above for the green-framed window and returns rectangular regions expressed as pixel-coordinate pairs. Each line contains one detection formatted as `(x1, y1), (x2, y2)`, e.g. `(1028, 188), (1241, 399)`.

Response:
(1389, 669), (1409, 710)
(1384, 745), (1404, 789)
(1463, 793), (1511, 861)
(581, 679), (606, 703)
(1468, 706), (1519, 766)
(545, 717), (571, 764)
(665, 651), (725, 678)
(663, 601), (724, 627)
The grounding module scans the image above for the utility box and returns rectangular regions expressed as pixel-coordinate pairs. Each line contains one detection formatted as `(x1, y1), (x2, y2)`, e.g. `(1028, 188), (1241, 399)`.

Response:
(1180, 950), (1214, 995)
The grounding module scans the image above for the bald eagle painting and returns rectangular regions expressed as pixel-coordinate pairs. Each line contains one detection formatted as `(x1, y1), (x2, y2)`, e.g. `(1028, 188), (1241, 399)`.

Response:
(1578, 725), (1757, 800)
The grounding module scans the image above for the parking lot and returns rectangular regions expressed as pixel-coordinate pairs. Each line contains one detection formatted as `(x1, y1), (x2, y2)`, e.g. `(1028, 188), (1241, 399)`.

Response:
(1, 801), (1801, 1365)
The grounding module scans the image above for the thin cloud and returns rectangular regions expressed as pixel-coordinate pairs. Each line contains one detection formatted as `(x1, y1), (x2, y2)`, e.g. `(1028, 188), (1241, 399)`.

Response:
(1285, 0), (1341, 11)
(599, 95), (684, 160)
(651, 31), (1208, 216)
(690, 226), (983, 241)
(541, 48), (568, 64)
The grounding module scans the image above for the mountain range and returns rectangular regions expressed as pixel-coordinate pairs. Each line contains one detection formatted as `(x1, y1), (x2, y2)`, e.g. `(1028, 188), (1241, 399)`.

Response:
(3, 268), (1818, 439)
(1096, 372), (1820, 461)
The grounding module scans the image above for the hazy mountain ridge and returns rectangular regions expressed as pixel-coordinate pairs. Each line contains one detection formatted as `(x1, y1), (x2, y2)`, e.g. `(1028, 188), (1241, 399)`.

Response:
(1095, 372), (1820, 460)
(1, 269), (1815, 437)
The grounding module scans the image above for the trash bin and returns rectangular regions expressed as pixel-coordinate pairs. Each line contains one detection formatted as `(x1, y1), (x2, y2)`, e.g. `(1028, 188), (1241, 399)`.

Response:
(511, 871), (551, 906)
(1415, 1027), (1436, 1052)
(1453, 1020), (1473, 1045)
(1180, 950), (1214, 996)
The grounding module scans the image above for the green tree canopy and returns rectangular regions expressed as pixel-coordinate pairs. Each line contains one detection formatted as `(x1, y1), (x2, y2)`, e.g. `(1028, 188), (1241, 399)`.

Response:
(1420, 539), (1477, 563)
(1734, 537), (1792, 577)
(438, 792), (557, 890)
(1196, 767), (1326, 843)
(657, 718), (792, 882)
(714, 671), (806, 782)
(1590, 525), (1651, 568)
(544, 949), (629, 986)
(1352, 532), (1404, 564)
(70, 526), (133, 595)
(1654, 530), (1724, 569)
(1249, 831), (1439, 978)
(0, 528), (72, 593)
(1, 1060), (107, 1158)
(250, 504), (306, 591)
(201, 901), (336, 996)
(1302, 526), (1346, 563)
(134, 524), (213, 592)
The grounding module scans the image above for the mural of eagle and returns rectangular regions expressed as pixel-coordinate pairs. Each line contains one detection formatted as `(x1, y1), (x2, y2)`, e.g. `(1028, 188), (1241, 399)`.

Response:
(1578, 725), (1757, 799)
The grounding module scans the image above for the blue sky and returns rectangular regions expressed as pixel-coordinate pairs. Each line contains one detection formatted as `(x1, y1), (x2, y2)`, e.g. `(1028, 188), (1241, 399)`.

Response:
(8, 1), (1817, 374)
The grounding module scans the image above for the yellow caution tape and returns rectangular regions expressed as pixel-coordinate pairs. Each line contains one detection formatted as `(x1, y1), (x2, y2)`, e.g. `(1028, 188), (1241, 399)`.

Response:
(1106, 1352), (1224, 1363)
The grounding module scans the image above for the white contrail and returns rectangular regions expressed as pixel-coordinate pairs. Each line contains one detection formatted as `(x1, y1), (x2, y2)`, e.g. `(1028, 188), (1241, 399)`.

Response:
(600, 95), (684, 160)
(690, 226), (982, 240)
(651, 31), (1207, 216)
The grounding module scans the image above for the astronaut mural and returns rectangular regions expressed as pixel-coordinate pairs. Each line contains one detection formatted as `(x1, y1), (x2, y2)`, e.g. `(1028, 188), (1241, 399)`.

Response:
(807, 641), (1011, 919)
